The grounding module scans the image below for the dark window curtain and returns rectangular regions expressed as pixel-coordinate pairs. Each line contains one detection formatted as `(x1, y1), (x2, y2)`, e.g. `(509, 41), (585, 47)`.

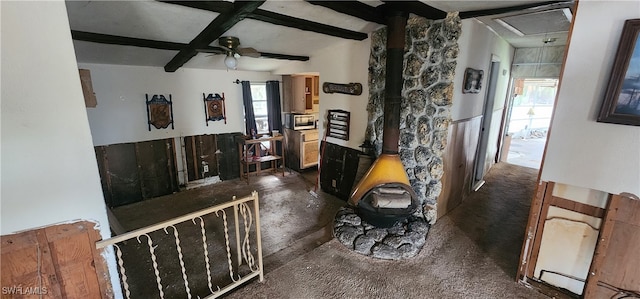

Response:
(241, 81), (257, 135)
(266, 80), (282, 133)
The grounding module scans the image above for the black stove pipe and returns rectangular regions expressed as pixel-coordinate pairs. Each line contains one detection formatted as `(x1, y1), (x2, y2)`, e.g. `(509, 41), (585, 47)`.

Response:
(382, 10), (408, 155)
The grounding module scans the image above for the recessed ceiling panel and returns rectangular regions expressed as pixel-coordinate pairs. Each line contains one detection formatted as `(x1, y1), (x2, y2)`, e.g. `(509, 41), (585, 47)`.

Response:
(497, 9), (570, 35)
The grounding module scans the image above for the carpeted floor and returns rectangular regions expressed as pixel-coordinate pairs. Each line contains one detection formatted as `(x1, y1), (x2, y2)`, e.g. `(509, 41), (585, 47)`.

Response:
(227, 162), (546, 298)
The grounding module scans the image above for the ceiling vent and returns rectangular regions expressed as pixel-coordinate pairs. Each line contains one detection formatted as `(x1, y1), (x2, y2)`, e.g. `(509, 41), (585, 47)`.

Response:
(494, 8), (571, 36)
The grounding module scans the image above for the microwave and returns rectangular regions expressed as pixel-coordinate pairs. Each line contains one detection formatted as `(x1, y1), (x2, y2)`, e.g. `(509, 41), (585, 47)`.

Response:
(285, 113), (315, 130)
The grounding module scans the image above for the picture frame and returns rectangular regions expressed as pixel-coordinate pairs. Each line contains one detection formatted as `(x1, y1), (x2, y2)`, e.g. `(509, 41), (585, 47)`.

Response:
(597, 19), (640, 126)
(462, 68), (484, 94)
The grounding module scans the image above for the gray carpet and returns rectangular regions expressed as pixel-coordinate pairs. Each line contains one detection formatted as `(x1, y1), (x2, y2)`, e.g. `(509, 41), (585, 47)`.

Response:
(227, 163), (546, 299)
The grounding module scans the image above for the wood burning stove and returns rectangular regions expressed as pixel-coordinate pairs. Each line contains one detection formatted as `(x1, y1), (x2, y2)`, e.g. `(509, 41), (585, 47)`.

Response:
(349, 10), (419, 228)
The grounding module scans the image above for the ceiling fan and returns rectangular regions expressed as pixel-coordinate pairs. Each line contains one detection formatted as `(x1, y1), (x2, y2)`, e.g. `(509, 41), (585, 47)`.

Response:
(197, 36), (260, 69)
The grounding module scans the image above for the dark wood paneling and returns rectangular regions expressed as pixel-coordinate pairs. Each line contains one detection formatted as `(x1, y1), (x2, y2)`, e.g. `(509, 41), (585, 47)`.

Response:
(216, 133), (242, 181)
(319, 141), (362, 200)
(136, 139), (179, 199)
(103, 143), (142, 207)
(437, 116), (482, 218)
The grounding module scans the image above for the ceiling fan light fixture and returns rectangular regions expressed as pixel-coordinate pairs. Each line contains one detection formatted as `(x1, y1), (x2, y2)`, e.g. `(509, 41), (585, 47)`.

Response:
(224, 53), (237, 69)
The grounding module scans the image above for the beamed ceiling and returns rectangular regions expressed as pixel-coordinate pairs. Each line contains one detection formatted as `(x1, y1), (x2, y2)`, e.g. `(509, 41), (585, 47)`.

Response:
(66, 0), (574, 72)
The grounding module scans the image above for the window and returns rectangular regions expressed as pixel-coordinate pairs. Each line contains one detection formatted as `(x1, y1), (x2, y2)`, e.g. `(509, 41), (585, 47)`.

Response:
(250, 84), (269, 134)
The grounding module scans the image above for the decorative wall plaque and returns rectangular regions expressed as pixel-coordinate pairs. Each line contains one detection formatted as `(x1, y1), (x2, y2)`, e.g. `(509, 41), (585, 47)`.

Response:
(146, 94), (174, 131)
(203, 93), (226, 125)
(322, 82), (363, 96)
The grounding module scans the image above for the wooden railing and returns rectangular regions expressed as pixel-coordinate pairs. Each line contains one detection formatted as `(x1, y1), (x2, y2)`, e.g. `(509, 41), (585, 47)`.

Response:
(97, 191), (263, 299)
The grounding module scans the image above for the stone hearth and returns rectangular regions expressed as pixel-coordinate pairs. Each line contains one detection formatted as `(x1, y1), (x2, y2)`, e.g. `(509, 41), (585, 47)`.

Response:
(333, 207), (430, 260)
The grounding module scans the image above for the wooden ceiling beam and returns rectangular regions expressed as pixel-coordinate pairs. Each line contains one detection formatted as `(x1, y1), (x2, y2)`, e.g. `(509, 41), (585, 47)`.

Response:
(164, 0), (265, 72)
(459, 1), (571, 19)
(250, 9), (367, 40)
(71, 30), (185, 51)
(305, 1), (386, 25)
(379, 1), (447, 20)
(162, 0), (368, 41)
(71, 30), (310, 61)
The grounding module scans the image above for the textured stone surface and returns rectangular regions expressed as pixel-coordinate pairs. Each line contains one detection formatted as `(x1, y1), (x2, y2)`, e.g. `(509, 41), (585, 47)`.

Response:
(334, 207), (430, 260)
(366, 14), (461, 222)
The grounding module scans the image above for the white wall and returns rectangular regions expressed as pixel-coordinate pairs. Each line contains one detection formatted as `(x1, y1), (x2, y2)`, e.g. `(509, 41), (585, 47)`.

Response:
(541, 0), (640, 196)
(81, 63), (281, 146)
(274, 38), (372, 150)
(451, 19), (514, 122)
(1, 1), (120, 297)
(451, 19), (514, 179)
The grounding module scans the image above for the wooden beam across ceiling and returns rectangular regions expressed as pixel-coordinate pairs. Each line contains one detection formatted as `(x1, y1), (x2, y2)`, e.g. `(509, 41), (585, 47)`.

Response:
(459, 1), (571, 19)
(164, 0), (265, 72)
(380, 1), (447, 20)
(161, 1), (368, 41)
(305, 1), (386, 25)
(72, 30), (310, 61)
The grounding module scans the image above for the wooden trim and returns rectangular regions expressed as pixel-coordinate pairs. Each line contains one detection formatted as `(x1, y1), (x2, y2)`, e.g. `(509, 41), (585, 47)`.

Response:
(517, 181), (547, 281)
(549, 195), (606, 218)
(527, 181), (555, 278)
(459, 1), (571, 19)
(583, 194), (618, 298)
(164, 1), (265, 72)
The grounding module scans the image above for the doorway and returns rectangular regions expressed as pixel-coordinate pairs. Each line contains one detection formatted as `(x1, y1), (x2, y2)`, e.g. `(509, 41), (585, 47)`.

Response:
(502, 78), (558, 169)
(473, 58), (501, 190)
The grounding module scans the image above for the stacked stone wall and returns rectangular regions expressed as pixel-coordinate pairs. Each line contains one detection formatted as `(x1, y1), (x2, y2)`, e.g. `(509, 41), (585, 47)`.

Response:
(366, 13), (461, 222)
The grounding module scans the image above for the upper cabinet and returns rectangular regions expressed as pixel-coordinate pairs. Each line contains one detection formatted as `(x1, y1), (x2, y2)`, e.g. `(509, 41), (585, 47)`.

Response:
(283, 74), (319, 114)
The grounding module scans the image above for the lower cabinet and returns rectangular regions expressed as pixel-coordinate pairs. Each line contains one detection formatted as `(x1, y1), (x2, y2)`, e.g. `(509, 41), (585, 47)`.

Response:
(284, 128), (318, 171)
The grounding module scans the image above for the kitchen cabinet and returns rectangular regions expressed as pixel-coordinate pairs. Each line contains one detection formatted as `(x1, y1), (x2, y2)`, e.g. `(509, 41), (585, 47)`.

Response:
(283, 75), (319, 114)
(284, 128), (319, 171)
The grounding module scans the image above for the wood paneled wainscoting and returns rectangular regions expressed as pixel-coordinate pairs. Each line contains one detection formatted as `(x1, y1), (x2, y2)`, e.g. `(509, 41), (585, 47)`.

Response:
(437, 116), (482, 218)
(95, 139), (180, 208)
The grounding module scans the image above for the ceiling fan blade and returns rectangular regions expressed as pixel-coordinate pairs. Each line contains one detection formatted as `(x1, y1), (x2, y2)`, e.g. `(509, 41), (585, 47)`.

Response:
(236, 47), (261, 58)
(195, 46), (229, 55)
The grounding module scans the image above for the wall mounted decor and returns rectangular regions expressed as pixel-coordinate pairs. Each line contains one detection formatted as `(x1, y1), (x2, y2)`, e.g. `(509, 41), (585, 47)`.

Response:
(598, 19), (640, 126)
(462, 68), (484, 94)
(146, 94), (174, 131)
(327, 109), (350, 140)
(323, 82), (363, 95)
(203, 93), (227, 125)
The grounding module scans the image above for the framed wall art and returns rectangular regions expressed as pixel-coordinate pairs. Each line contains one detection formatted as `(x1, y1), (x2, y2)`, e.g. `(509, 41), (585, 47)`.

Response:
(462, 68), (484, 94)
(598, 19), (640, 126)
(146, 94), (174, 131)
(203, 93), (227, 125)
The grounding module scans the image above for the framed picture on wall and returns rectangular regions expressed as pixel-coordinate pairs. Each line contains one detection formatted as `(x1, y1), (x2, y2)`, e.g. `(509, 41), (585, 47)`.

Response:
(462, 68), (484, 94)
(598, 19), (640, 126)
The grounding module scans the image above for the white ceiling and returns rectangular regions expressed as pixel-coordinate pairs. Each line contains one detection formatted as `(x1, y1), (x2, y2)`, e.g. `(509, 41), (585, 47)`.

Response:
(65, 0), (573, 72)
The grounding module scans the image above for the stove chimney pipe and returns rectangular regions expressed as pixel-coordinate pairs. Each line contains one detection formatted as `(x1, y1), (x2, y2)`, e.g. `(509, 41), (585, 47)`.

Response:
(382, 10), (408, 154)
